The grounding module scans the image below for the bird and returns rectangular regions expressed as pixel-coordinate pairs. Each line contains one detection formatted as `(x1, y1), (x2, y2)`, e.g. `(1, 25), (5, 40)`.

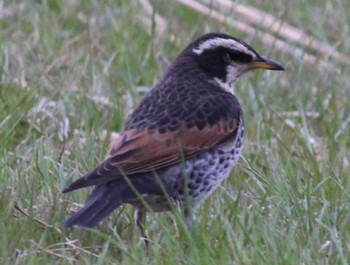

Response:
(62, 32), (284, 230)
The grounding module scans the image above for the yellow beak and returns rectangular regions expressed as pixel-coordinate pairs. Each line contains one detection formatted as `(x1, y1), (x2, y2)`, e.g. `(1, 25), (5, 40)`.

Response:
(249, 56), (285, 71)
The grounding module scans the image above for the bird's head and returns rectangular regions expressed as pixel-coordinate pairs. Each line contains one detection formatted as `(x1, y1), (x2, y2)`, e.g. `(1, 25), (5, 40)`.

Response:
(177, 32), (284, 90)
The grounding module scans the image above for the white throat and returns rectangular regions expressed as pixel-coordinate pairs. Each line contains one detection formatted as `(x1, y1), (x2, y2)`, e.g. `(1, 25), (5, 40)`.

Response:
(226, 64), (242, 84)
(213, 78), (234, 95)
(212, 64), (249, 94)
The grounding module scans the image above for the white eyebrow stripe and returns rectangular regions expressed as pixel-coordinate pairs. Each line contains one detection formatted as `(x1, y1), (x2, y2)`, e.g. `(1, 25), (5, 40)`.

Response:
(192, 37), (256, 58)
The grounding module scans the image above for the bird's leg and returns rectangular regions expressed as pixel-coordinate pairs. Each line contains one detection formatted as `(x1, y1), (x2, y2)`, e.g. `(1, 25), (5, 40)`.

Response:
(183, 207), (193, 231)
(134, 209), (149, 248)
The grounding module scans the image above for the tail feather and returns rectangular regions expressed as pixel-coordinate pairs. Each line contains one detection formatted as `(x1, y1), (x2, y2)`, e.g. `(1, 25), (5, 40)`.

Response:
(63, 176), (163, 228)
(63, 184), (123, 228)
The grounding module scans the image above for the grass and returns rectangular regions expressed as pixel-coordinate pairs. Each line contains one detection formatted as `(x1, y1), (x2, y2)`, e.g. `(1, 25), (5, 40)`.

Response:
(1, 0), (350, 264)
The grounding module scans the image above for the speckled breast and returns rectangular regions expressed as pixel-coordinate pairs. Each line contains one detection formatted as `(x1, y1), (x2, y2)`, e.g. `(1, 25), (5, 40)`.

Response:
(167, 117), (245, 208)
(131, 117), (245, 213)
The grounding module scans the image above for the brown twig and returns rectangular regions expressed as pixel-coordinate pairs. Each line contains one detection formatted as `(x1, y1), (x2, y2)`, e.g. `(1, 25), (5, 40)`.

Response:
(212, 0), (350, 65)
(14, 203), (62, 234)
(137, 0), (167, 36)
(175, 0), (330, 69)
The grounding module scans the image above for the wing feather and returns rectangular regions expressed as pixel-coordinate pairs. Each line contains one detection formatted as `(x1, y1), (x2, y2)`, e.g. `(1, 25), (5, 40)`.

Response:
(62, 118), (239, 193)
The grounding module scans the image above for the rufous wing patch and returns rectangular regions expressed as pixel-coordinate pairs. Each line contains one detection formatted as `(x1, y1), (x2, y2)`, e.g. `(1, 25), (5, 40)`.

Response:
(106, 118), (238, 175)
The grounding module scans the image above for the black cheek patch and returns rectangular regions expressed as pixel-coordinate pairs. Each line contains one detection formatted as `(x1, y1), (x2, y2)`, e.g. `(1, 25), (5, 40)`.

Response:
(196, 49), (227, 81)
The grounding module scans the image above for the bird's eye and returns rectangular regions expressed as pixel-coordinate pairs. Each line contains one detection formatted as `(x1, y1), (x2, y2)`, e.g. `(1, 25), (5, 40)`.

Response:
(228, 51), (253, 63)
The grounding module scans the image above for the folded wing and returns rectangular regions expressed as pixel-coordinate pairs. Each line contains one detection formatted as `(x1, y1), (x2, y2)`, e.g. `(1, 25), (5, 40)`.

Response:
(62, 118), (238, 193)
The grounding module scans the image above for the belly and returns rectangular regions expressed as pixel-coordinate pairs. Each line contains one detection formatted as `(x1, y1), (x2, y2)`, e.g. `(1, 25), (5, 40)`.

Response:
(131, 121), (244, 212)
(171, 142), (242, 206)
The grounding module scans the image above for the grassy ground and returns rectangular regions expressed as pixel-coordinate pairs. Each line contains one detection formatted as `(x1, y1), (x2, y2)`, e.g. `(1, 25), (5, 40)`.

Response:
(1, 0), (350, 264)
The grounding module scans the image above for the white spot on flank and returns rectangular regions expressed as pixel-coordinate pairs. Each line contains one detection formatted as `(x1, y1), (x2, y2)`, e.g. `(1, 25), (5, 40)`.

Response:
(192, 37), (256, 59)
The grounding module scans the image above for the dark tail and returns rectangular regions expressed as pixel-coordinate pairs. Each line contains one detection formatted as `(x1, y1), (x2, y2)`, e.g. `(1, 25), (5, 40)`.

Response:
(63, 176), (162, 228)
(63, 183), (125, 228)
